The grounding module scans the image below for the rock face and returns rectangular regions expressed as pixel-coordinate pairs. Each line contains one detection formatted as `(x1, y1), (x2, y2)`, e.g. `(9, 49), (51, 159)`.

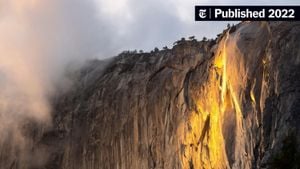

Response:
(2, 21), (300, 169)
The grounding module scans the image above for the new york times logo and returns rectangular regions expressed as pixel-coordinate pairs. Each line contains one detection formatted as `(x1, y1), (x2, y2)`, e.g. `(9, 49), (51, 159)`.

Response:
(198, 9), (207, 18)
(195, 7), (210, 19)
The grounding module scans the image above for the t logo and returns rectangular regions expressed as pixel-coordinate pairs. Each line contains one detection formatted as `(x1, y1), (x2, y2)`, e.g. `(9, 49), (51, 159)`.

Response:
(198, 9), (207, 18)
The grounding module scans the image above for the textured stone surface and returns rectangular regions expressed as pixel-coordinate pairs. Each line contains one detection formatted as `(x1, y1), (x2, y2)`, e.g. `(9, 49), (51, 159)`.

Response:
(1, 21), (300, 169)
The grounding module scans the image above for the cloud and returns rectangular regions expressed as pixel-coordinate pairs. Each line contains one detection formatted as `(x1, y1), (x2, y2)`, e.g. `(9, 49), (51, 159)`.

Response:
(0, 0), (109, 123)
(94, 0), (231, 52)
(93, 0), (299, 53)
(0, 0), (111, 167)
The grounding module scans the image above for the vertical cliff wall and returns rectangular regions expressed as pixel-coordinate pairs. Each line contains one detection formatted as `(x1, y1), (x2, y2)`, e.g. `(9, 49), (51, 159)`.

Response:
(1, 21), (300, 169)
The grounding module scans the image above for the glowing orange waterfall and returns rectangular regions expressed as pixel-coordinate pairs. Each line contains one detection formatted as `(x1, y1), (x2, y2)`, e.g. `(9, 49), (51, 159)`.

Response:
(180, 31), (247, 169)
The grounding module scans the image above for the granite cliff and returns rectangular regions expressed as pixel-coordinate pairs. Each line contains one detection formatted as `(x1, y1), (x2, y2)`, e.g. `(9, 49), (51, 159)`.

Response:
(2, 21), (300, 169)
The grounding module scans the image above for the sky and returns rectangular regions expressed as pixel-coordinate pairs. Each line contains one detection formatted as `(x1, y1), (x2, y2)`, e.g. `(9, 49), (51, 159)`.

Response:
(1, 0), (298, 59)
(92, 0), (300, 57)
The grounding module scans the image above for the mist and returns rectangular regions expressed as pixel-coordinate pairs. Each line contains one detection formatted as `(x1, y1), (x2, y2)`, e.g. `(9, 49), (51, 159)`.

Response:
(0, 0), (110, 167)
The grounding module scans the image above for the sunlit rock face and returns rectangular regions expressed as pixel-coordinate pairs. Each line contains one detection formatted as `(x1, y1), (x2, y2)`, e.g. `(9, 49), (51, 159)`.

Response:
(180, 22), (271, 169)
(3, 21), (300, 169)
